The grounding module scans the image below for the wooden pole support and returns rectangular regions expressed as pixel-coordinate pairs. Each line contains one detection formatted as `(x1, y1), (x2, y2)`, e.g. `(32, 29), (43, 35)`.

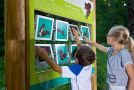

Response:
(5, 0), (29, 89)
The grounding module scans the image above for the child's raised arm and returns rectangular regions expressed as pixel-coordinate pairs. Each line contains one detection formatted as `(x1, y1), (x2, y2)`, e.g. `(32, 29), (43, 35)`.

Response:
(35, 46), (62, 74)
(89, 41), (107, 53)
(83, 35), (107, 53)
(72, 28), (107, 52)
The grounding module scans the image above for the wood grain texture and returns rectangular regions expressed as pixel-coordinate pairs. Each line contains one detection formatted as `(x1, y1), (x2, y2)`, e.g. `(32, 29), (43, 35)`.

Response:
(5, 0), (28, 89)
(5, 0), (25, 40)
(6, 40), (26, 90)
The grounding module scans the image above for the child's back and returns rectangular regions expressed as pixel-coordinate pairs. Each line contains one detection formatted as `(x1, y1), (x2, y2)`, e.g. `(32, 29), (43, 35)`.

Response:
(62, 64), (92, 90)
(61, 45), (95, 90)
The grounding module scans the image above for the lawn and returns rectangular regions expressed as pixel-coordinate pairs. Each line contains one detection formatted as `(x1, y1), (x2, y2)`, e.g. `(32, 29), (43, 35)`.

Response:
(0, 57), (5, 90)
(96, 49), (108, 90)
(51, 83), (71, 90)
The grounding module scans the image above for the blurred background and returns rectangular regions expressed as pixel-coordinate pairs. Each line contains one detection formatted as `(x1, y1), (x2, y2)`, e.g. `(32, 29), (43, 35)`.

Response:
(0, 0), (134, 90)
(0, 0), (4, 89)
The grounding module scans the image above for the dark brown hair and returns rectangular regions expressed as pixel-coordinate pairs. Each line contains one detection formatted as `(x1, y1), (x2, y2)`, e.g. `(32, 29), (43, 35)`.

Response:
(76, 45), (95, 66)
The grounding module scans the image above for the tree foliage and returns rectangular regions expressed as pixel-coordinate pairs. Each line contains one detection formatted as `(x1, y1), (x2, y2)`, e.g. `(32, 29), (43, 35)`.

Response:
(128, 0), (134, 38)
(0, 0), (4, 56)
(96, 0), (128, 43)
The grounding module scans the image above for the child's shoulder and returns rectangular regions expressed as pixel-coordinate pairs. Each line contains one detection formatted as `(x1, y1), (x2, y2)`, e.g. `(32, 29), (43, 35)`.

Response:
(69, 64), (92, 76)
(120, 48), (131, 55)
(107, 47), (114, 53)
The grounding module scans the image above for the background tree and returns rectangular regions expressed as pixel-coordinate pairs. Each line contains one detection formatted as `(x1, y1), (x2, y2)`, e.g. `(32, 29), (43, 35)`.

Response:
(96, 0), (128, 44)
(128, 0), (134, 38)
(0, 0), (5, 89)
(0, 0), (4, 56)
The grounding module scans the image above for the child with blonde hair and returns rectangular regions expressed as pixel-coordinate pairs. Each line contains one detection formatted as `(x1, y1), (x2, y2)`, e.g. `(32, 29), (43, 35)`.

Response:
(87, 26), (134, 90)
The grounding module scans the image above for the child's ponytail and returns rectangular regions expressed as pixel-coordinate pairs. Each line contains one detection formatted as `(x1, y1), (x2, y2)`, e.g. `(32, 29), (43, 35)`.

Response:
(108, 25), (134, 61)
(127, 37), (134, 61)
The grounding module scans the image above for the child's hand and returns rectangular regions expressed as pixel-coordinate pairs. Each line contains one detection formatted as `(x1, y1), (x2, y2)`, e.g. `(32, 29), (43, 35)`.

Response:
(83, 36), (95, 45)
(83, 36), (89, 43)
(35, 46), (49, 61)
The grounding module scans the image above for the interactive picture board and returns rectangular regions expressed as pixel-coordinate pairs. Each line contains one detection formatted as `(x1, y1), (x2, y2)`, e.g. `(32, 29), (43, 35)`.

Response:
(29, 0), (96, 90)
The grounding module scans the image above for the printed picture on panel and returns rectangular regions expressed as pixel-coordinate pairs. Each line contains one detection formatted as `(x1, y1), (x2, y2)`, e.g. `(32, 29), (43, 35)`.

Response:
(35, 44), (54, 72)
(80, 26), (90, 40)
(64, 0), (94, 18)
(70, 44), (77, 63)
(55, 44), (69, 65)
(69, 24), (82, 40)
(56, 20), (69, 41)
(35, 15), (54, 40)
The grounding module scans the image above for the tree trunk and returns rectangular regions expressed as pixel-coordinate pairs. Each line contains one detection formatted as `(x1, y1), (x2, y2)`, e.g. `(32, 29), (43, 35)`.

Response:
(128, 0), (134, 37)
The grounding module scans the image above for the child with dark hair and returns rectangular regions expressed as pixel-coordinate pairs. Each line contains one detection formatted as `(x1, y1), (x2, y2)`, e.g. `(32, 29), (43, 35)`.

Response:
(36, 30), (95, 90)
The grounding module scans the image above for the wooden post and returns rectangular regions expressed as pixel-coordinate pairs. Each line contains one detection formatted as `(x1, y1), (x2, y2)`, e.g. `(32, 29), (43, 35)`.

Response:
(5, 0), (29, 89)
(92, 0), (97, 90)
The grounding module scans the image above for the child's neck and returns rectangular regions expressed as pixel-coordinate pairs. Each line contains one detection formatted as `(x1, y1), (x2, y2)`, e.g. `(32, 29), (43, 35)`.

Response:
(112, 44), (125, 55)
(115, 45), (124, 51)
(114, 43), (125, 50)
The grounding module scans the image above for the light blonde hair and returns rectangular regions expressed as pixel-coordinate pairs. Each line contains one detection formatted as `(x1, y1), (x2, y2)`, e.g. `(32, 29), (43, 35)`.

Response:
(108, 25), (134, 60)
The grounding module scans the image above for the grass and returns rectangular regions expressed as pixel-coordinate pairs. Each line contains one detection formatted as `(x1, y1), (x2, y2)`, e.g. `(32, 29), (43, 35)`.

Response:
(0, 57), (5, 90)
(97, 49), (108, 90)
(51, 83), (71, 90)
